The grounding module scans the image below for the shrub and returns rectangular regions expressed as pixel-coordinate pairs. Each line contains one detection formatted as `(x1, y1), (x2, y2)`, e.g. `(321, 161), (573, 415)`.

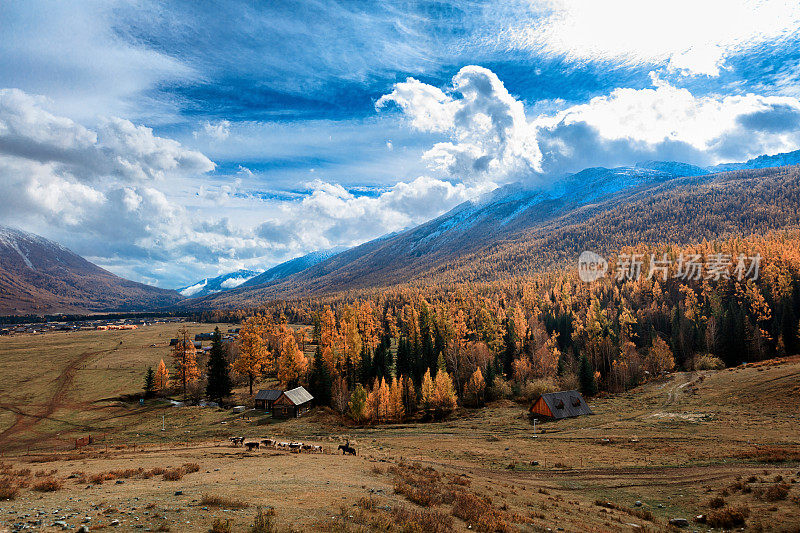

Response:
(737, 446), (800, 463)
(32, 477), (63, 492)
(201, 493), (249, 509)
(182, 462), (200, 473)
(695, 354), (725, 370)
(452, 492), (512, 533)
(209, 518), (233, 533)
(708, 496), (726, 508)
(162, 467), (184, 481)
(706, 505), (749, 528)
(520, 379), (556, 402)
(762, 482), (791, 501)
(0, 478), (19, 500)
(488, 378), (513, 401)
(392, 505), (453, 533)
(249, 507), (277, 533)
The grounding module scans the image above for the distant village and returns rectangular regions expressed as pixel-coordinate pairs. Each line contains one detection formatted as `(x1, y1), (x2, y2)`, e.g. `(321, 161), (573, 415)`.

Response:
(0, 316), (187, 336)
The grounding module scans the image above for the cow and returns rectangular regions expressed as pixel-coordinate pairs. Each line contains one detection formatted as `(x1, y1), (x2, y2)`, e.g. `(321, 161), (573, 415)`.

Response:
(261, 438), (275, 447)
(229, 436), (245, 447)
(301, 444), (313, 451)
(338, 440), (356, 456)
(312, 445), (323, 454)
(288, 442), (303, 453)
(244, 441), (260, 451)
(277, 442), (289, 449)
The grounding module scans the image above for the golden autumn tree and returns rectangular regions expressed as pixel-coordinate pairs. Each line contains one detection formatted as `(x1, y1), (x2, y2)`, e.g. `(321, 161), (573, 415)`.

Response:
(463, 367), (486, 407)
(644, 335), (675, 376)
(276, 326), (309, 388)
(155, 358), (170, 391)
(432, 369), (458, 418)
(234, 315), (271, 395)
(172, 327), (200, 400)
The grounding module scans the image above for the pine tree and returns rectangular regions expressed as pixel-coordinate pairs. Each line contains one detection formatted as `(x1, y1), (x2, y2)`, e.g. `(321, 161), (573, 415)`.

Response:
(143, 366), (155, 397)
(578, 353), (598, 396)
(309, 345), (332, 406)
(395, 337), (410, 378)
(206, 327), (233, 405)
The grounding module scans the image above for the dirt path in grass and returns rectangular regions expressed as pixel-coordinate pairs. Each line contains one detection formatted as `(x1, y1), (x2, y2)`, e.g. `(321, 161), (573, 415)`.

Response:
(0, 347), (111, 449)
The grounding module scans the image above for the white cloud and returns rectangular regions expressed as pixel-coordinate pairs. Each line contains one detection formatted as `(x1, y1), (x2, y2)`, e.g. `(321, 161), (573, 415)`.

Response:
(194, 120), (231, 141)
(500, 0), (800, 76)
(380, 66), (800, 180)
(378, 66), (541, 184)
(220, 276), (251, 289)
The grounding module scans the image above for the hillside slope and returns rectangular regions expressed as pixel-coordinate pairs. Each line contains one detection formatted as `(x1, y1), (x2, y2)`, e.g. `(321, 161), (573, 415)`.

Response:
(186, 164), (800, 308)
(0, 226), (183, 314)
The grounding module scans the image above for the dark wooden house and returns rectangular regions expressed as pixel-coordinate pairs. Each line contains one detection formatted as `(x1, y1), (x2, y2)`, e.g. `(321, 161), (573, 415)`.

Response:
(272, 386), (314, 418)
(254, 389), (282, 411)
(529, 390), (593, 420)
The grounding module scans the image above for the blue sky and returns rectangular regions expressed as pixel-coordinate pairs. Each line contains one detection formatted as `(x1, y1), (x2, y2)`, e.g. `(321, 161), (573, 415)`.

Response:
(2, 0), (800, 288)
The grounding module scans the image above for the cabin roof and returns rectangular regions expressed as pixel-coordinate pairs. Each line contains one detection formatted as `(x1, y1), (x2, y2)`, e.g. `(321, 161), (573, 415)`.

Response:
(533, 390), (593, 419)
(254, 389), (283, 401)
(281, 386), (314, 405)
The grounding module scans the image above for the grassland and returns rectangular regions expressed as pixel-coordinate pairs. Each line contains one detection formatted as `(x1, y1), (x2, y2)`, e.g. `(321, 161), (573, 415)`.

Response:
(1, 324), (799, 532)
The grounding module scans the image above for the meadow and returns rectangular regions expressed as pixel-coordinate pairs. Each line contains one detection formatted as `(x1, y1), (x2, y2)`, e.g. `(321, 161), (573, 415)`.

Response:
(0, 324), (799, 532)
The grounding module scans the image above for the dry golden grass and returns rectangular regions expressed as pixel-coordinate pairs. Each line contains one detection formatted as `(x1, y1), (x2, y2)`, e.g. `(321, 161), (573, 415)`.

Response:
(31, 476), (62, 492)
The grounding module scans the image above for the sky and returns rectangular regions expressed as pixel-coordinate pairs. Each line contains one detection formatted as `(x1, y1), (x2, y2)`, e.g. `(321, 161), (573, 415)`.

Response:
(2, 0), (800, 288)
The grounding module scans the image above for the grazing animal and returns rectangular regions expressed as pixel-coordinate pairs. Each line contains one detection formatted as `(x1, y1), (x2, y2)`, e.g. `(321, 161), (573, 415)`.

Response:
(301, 444), (313, 451)
(338, 441), (356, 456)
(312, 445), (323, 453)
(261, 439), (275, 447)
(229, 436), (245, 447)
(245, 441), (260, 451)
(288, 442), (303, 453)
(277, 442), (288, 448)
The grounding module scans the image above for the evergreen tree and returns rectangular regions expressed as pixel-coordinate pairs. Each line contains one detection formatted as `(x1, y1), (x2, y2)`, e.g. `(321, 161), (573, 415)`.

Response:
(578, 353), (598, 396)
(143, 366), (155, 397)
(357, 344), (373, 384)
(309, 345), (332, 406)
(502, 316), (517, 378)
(206, 327), (233, 405)
(395, 336), (410, 378)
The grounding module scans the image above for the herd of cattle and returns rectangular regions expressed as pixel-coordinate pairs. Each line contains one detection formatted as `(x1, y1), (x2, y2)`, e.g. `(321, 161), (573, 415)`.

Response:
(228, 436), (328, 454)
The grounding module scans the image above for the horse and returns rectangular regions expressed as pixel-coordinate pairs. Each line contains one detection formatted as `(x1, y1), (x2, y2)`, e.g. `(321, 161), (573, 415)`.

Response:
(244, 441), (260, 451)
(338, 440), (356, 456)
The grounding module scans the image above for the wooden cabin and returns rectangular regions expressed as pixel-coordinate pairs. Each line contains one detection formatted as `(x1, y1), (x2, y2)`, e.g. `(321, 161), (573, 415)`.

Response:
(272, 386), (314, 418)
(529, 390), (593, 420)
(254, 389), (282, 411)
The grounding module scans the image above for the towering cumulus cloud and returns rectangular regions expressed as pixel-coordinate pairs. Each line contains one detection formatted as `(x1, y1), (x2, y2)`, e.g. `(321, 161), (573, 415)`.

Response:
(378, 67), (800, 181)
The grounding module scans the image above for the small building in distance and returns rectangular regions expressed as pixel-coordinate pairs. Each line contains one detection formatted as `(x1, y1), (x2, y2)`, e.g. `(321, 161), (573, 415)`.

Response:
(529, 390), (593, 420)
(254, 389), (283, 412)
(272, 386), (314, 418)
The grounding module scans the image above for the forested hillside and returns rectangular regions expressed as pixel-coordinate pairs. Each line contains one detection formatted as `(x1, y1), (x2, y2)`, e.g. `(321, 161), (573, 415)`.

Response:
(189, 165), (800, 308)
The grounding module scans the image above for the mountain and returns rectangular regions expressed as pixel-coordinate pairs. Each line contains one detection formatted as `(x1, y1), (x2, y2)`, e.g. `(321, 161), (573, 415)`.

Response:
(239, 249), (343, 288)
(709, 149), (800, 172)
(0, 226), (182, 315)
(179, 269), (261, 298)
(184, 161), (800, 308)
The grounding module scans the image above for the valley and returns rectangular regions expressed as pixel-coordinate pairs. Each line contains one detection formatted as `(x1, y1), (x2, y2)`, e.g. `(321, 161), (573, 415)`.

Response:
(0, 325), (798, 532)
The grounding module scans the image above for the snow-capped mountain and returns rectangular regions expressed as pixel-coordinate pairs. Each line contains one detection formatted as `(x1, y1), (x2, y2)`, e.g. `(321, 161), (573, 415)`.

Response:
(240, 249), (344, 288)
(709, 149), (800, 172)
(179, 269), (261, 297)
(0, 226), (182, 314)
(184, 155), (800, 307)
